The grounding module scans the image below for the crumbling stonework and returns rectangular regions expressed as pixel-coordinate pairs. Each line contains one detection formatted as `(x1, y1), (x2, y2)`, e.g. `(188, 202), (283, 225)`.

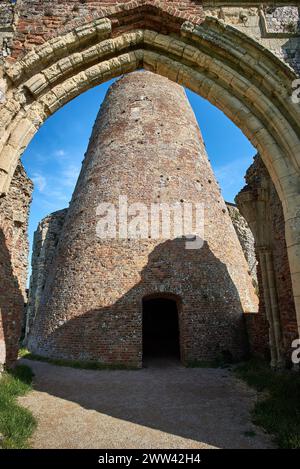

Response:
(0, 1), (299, 368)
(27, 71), (258, 367)
(264, 6), (299, 34)
(236, 155), (298, 368)
(0, 161), (32, 300)
(0, 160), (33, 367)
(25, 208), (67, 341)
(0, 0), (15, 59)
(203, 4), (300, 74)
(226, 202), (257, 287)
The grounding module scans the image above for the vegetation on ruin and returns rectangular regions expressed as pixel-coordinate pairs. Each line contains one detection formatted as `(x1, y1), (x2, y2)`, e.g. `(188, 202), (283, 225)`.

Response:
(0, 365), (36, 449)
(235, 359), (300, 449)
(19, 348), (138, 371)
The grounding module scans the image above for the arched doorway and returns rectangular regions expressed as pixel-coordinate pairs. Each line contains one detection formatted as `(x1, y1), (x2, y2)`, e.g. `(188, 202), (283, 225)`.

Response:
(142, 294), (181, 365)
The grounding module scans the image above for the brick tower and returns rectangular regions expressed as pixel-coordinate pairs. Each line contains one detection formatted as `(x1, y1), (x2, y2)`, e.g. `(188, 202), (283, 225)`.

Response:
(28, 71), (258, 367)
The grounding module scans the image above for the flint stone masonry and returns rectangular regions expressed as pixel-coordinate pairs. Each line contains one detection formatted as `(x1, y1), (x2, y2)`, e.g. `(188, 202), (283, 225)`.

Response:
(27, 71), (258, 367)
(27, 202), (257, 342)
(264, 6), (299, 34)
(0, 160), (33, 367)
(25, 208), (68, 341)
(0, 0), (14, 57)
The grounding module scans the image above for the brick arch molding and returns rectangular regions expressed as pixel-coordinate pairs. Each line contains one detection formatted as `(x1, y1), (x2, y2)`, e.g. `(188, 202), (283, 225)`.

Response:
(0, 3), (300, 365)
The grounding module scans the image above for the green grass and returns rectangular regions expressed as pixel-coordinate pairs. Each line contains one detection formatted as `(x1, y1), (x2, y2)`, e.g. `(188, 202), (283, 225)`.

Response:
(243, 430), (256, 438)
(0, 365), (37, 448)
(19, 348), (138, 370)
(235, 359), (300, 448)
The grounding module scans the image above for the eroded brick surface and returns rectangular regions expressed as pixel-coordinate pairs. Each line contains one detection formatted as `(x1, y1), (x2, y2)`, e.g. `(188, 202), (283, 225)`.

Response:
(1, 2), (299, 73)
(237, 155), (298, 364)
(25, 208), (67, 341)
(0, 161), (33, 367)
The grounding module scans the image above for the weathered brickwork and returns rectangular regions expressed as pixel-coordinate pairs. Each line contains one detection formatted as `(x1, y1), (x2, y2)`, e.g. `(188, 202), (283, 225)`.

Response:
(0, 160), (33, 367)
(0, 161), (32, 300)
(0, 1), (299, 369)
(1, 2), (299, 73)
(2, 0), (205, 59)
(236, 155), (298, 368)
(25, 208), (67, 341)
(27, 71), (258, 367)
(226, 202), (257, 287)
(27, 202), (257, 346)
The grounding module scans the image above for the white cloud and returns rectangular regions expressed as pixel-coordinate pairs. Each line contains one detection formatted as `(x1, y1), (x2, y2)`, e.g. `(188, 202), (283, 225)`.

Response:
(61, 164), (81, 188)
(214, 156), (250, 188)
(47, 189), (70, 203)
(54, 149), (67, 158)
(31, 163), (80, 208)
(32, 173), (47, 192)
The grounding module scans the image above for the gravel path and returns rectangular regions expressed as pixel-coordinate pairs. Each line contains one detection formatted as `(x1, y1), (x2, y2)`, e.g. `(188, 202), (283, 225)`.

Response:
(19, 358), (274, 449)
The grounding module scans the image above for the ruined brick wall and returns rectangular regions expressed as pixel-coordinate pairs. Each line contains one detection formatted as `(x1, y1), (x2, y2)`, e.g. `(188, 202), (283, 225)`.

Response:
(28, 71), (258, 367)
(1, 2), (299, 74)
(271, 187), (298, 355)
(25, 208), (67, 340)
(261, 158), (298, 359)
(2, 0), (205, 59)
(0, 161), (32, 299)
(237, 155), (298, 364)
(244, 277), (270, 359)
(226, 202), (257, 287)
(0, 160), (33, 367)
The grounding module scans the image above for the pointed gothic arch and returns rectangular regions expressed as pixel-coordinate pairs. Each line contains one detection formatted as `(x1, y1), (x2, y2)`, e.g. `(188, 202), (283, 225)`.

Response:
(0, 3), (300, 365)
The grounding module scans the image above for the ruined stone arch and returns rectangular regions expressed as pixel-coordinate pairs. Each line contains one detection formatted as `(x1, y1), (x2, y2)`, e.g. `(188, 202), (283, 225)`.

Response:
(1, 3), (300, 363)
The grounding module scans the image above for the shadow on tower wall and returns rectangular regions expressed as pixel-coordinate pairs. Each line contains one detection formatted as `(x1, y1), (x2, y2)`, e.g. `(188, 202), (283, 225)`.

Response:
(22, 236), (260, 448)
(28, 238), (250, 367)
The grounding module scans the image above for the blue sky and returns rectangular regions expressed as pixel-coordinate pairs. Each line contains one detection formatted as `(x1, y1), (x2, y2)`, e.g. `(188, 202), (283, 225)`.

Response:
(22, 78), (255, 268)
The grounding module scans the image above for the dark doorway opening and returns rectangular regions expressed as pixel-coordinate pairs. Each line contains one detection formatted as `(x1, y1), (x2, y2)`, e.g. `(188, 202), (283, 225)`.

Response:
(142, 296), (180, 364)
